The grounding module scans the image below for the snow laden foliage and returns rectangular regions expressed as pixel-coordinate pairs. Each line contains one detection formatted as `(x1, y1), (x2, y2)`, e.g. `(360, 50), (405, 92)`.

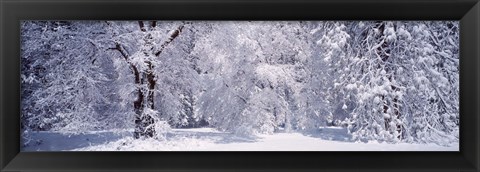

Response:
(192, 22), (314, 135)
(21, 21), (459, 146)
(21, 21), (114, 133)
(315, 21), (459, 145)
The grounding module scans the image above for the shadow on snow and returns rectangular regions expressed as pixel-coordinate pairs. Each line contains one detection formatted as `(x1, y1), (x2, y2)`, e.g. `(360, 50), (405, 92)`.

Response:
(22, 131), (128, 151)
(297, 127), (353, 142)
(167, 129), (259, 144)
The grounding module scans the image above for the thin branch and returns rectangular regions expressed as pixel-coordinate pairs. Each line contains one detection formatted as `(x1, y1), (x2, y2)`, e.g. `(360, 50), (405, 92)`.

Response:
(154, 24), (185, 57)
(107, 42), (140, 84)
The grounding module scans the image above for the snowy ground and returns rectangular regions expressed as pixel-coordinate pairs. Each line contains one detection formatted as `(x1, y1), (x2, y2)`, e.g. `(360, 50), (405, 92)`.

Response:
(22, 127), (458, 151)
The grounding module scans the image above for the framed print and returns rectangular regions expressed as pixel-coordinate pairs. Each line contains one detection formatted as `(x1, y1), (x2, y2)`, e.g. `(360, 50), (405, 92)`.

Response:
(18, 20), (461, 152)
(1, 0), (479, 171)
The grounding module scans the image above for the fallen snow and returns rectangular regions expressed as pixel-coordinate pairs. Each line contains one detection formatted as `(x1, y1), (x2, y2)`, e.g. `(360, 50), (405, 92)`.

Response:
(22, 127), (458, 151)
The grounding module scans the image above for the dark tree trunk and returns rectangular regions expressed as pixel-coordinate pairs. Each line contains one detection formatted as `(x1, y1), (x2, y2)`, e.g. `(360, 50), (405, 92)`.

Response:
(150, 21), (157, 30)
(133, 21), (156, 138)
(138, 21), (146, 32)
(133, 65), (156, 139)
(146, 61), (155, 109)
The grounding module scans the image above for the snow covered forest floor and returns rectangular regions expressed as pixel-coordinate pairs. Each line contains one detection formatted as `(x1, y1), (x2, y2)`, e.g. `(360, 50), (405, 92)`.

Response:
(23, 127), (457, 151)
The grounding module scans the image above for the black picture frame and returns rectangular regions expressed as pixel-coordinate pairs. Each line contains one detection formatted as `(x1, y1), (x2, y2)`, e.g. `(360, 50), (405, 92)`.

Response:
(1, 0), (479, 171)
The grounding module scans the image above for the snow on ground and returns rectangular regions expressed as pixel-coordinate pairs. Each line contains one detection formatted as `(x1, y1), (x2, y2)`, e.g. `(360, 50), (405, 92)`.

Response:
(22, 127), (458, 151)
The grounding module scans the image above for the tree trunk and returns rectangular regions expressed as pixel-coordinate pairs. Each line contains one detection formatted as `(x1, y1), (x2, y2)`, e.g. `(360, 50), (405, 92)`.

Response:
(133, 21), (157, 138)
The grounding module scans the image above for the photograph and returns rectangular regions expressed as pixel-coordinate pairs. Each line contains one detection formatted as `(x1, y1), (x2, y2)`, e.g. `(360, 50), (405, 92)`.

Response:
(20, 20), (459, 151)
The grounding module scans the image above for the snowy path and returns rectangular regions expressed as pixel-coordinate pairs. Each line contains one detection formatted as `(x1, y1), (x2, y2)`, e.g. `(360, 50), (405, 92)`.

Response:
(22, 127), (458, 151)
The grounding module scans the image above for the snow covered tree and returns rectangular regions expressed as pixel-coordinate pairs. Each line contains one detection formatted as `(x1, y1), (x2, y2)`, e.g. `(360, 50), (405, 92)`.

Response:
(316, 21), (459, 144)
(311, 22), (354, 127)
(153, 21), (206, 128)
(191, 21), (314, 134)
(191, 22), (255, 134)
(105, 21), (188, 138)
(342, 21), (408, 142)
(21, 21), (115, 134)
(21, 21), (195, 139)
(398, 21), (460, 144)
(252, 22), (313, 132)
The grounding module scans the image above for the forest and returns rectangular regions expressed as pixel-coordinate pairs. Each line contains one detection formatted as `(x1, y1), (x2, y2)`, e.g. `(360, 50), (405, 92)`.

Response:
(20, 21), (459, 151)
